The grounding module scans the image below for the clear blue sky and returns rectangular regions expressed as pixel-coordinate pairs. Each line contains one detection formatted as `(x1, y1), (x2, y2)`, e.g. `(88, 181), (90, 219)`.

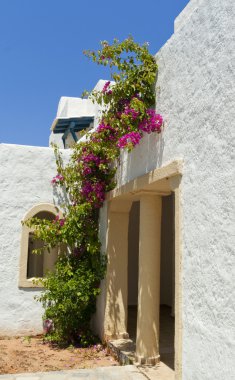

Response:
(0, 0), (189, 147)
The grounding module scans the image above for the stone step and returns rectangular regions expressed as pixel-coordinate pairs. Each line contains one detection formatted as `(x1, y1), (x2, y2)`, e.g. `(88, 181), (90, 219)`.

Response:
(107, 339), (136, 365)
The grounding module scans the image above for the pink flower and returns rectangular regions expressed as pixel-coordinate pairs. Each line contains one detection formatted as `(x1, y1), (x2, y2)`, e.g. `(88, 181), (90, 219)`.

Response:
(97, 123), (117, 142)
(43, 319), (53, 334)
(81, 180), (106, 207)
(51, 174), (64, 185)
(59, 219), (65, 227)
(138, 110), (163, 134)
(123, 106), (139, 120)
(53, 215), (65, 227)
(83, 166), (92, 176)
(82, 152), (101, 165)
(102, 81), (111, 94)
(117, 132), (142, 149)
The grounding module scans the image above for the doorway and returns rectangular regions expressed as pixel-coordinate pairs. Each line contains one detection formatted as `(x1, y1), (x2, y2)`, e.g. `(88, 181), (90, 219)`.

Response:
(160, 193), (175, 370)
(127, 201), (140, 340)
(127, 194), (175, 370)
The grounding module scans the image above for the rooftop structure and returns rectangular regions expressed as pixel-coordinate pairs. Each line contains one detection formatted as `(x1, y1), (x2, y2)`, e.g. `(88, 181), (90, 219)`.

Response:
(49, 80), (112, 148)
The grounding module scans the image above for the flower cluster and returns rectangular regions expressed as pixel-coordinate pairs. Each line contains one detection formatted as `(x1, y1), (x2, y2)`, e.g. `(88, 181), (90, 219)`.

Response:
(53, 215), (66, 227)
(117, 131), (142, 149)
(139, 109), (163, 134)
(102, 81), (112, 95)
(81, 180), (106, 207)
(82, 152), (102, 165)
(96, 123), (117, 141)
(82, 166), (93, 176)
(51, 174), (64, 185)
(123, 103), (139, 120)
(80, 149), (108, 177)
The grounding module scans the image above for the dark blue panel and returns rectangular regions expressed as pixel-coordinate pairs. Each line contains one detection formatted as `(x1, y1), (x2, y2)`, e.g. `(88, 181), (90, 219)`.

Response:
(53, 117), (94, 134)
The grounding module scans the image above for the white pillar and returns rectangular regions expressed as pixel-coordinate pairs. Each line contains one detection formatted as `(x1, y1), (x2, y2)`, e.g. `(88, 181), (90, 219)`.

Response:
(104, 200), (132, 340)
(136, 194), (162, 365)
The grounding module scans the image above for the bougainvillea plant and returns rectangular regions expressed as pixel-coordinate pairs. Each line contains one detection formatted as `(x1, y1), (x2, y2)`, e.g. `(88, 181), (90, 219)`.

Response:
(25, 37), (163, 345)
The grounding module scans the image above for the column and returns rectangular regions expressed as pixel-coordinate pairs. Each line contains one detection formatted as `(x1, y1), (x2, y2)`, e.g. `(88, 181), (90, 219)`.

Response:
(104, 199), (132, 340)
(136, 194), (162, 364)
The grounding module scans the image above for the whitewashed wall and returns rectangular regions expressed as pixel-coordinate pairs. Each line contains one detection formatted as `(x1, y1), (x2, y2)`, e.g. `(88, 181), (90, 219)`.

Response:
(0, 144), (70, 336)
(110, 0), (234, 378)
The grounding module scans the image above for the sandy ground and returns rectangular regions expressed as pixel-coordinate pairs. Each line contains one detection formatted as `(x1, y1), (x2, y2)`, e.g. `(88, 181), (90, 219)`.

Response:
(0, 335), (119, 375)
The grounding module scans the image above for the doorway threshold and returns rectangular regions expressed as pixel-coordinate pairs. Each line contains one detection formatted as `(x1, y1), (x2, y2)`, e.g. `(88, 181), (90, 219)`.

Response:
(107, 339), (175, 380)
(107, 305), (175, 370)
(107, 338), (136, 365)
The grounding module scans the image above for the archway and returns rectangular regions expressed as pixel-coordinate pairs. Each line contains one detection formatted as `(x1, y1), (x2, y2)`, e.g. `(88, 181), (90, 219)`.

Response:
(19, 203), (61, 288)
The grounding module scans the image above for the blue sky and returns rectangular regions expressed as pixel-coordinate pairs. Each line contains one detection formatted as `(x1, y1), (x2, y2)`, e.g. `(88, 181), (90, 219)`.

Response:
(0, 0), (189, 147)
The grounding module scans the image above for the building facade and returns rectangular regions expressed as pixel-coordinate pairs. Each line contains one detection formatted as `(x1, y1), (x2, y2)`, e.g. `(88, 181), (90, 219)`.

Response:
(0, 0), (234, 379)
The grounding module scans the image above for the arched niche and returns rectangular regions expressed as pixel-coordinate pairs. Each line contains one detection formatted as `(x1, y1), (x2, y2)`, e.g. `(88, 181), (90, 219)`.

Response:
(19, 203), (62, 288)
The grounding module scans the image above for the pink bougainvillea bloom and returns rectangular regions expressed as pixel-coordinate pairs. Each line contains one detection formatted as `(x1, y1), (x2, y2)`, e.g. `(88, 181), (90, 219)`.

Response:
(102, 81), (111, 94)
(117, 131), (142, 149)
(43, 319), (53, 334)
(81, 180), (106, 207)
(82, 152), (101, 165)
(59, 219), (65, 227)
(83, 166), (92, 176)
(123, 106), (139, 120)
(53, 215), (60, 224)
(138, 110), (163, 134)
(51, 173), (64, 185)
(97, 123), (117, 142)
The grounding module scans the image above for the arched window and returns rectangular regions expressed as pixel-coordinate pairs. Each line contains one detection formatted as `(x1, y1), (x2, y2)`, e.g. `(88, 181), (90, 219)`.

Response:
(19, 204), (61, 288)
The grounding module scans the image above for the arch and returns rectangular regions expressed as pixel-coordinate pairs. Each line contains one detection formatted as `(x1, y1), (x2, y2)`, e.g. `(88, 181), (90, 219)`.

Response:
(19, 203), (62, 288)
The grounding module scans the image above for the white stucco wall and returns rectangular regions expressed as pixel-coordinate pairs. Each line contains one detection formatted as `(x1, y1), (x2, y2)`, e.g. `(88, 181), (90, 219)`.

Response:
(0, 144), (70, 336)
(157, 2), (235, 378)
(98, 0), (235, 378)
(56, 97), (95, 119)
(49, 132), (64, 148)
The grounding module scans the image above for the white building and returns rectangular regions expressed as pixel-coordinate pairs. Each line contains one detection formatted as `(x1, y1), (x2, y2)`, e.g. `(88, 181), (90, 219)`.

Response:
(0, 0), (234, 379)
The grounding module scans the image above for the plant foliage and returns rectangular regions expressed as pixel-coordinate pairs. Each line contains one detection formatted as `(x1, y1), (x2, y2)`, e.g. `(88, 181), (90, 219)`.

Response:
(25, 37), (162, 345)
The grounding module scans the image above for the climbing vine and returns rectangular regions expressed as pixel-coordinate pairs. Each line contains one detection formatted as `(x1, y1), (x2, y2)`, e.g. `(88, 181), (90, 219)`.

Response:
(25, 37), (163, 345)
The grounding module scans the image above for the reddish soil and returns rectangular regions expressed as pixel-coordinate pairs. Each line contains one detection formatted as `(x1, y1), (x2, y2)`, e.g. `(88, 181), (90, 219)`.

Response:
(0, 335), (119, 375)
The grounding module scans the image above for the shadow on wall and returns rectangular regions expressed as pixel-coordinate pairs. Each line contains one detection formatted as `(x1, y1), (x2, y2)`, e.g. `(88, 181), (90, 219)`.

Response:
(117, 132), (165, 185)
(137, 278), (159, 356)
(105, 210), (129, 339)
(106, 252), (123, 337)
(52, 185), (71, 208)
